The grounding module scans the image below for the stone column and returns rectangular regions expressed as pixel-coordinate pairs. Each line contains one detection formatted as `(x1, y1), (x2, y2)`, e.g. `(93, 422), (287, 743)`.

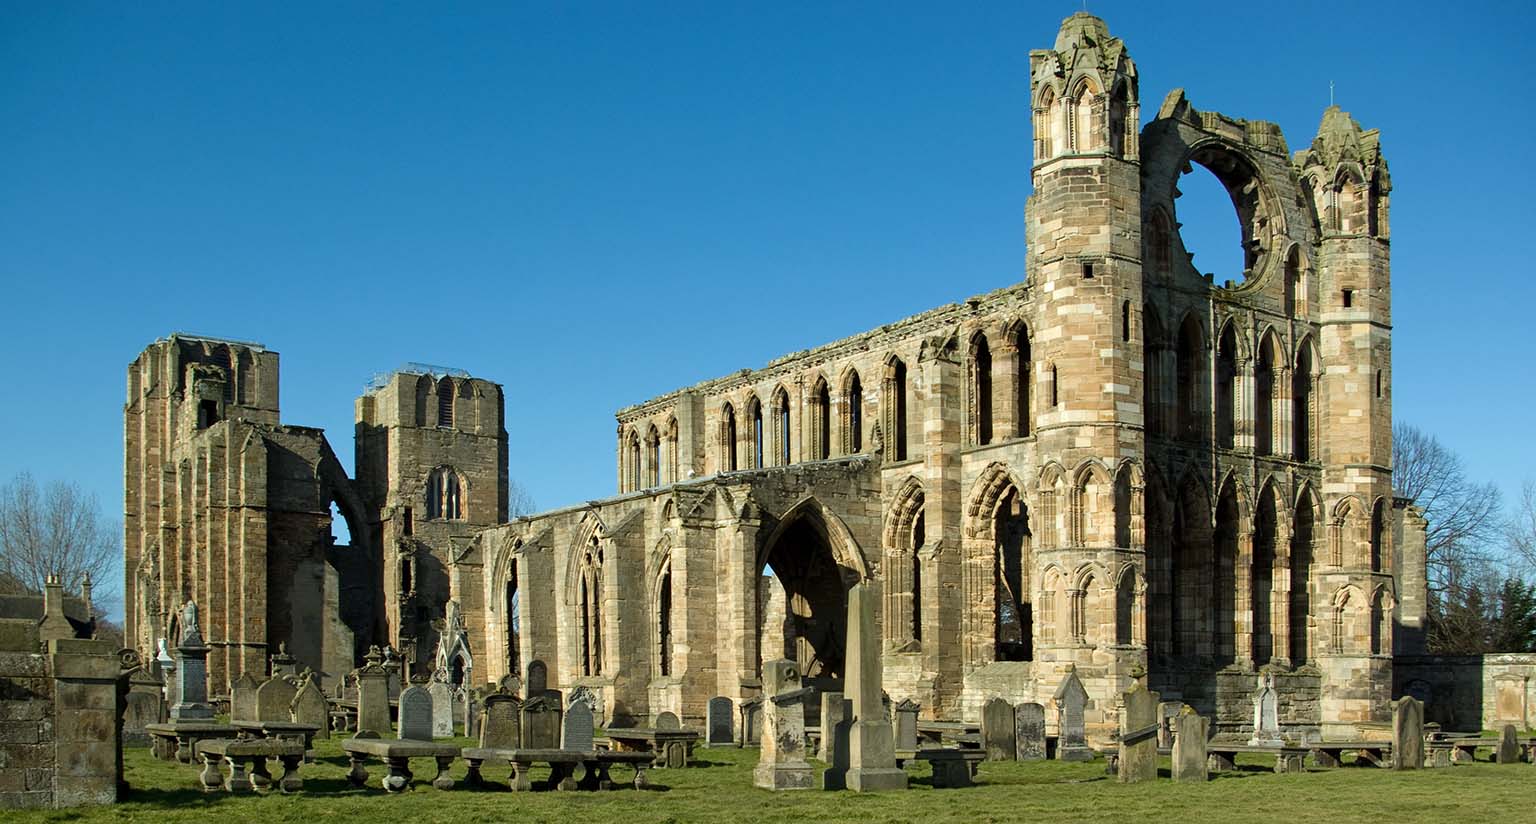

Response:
(845, 583), (907, 791)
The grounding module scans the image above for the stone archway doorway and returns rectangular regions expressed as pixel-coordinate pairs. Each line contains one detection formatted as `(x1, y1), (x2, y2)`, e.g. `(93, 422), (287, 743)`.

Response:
(756, 508), (857, 684)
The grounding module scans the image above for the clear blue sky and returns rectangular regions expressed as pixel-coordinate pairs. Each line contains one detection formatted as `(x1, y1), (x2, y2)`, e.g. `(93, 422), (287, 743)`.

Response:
(3, 1), (1533, 609)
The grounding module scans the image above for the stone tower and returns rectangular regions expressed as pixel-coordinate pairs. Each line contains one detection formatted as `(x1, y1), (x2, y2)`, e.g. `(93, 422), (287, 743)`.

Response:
(355, 368), (508, 677)
(1025, 13), (1146, 689)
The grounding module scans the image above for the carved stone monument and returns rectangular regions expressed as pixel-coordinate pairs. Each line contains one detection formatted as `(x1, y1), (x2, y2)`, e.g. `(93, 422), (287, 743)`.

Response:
(844, 583), (907, 791)
(355, 646), (391, 735)
(170, 601), (213, 722)
(1053, 669), (1091, 762)
(1248, 672), (1283, 746)
(1117, 681), (1160, 783)
(753, 659), (813, 790)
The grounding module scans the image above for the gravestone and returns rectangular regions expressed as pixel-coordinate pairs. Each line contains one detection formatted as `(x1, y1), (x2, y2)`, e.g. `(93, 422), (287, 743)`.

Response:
(170, 602), (214, 722)
(1391, 696), (1424, 770)
(355, 648), (392, 735)
(464, 686), (484, 740)
(481, 694), (522, 748)
(1117, 682), (1160, 783)
(497, 673), (521, 695)
(819, 691), (851, 790)
(1496, 723), (1521, 764)
(1248, 672), (1283, 746)
(156, 638), (179, 709)
(255, 675), (297, 723)
(521, 694), (561, 749)
(270, 642), (298, 679)
(429, 679), (455, 738)
(655, 711), (681, 731)
(753, 659), (813, 790)
(1015, 702), (1046, 761)
(1053, 670), (1091, 761)
(982, 697), (1015, 761)
(123, 666), (166, 746)
(1158, 701), (1182, 749)
(525, 660), (548, 698)
(398, 685), (434, 741)
(893, 699), (919, 752)
(844, 583), (906, 791)
(1171, 707), (1209, 782)
(562, 697), (595, 751)
(229, 672), (260, 724)
(1494, 674), (1525, 725)
(739, 696), (763, 746)
(707, 696), (734, 745)
(291, 677), (330, 739)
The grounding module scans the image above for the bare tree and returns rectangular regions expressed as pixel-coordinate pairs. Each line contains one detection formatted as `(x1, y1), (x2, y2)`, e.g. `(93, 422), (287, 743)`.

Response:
(1509, 481), (1536, 575)
(1392, 423), (1503, 599)
(0, 472), (118, 601)
(508, 479), (538, 519)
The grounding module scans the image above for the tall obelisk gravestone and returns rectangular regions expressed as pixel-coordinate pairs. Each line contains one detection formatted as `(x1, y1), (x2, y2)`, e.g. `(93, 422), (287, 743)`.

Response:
(844, 582), (907, 792)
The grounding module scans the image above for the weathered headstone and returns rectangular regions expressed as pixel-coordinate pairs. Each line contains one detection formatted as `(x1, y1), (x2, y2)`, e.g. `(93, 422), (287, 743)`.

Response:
(480, 694), (522, 748)
(429, 679), (455, 738)
(497, 673), (521, 695)
(655, 711), (681, 731)
(893, 698), (919, 752)
(1157, 701), (1182, 749)
(170, 602), (214, 722)
(1390, 695), (1424, 770)
(123, 666), (166, 746)
(562, 697), (595, 751)
(1248, 672), (1283, 746)
(355, 648), (391, 735)
(229, 672), (260, 724)
(1015, 702), (1046, 761)
(819, 691), (851, 790)
(1117, 682), (1160, 783)
(521, 693), (561, 749)
(464, 685), (485, 740)
(398, 684), (434, 741)
(291, 677), (330, 739)
(753, 659), (814, 790)
(844, 582), (907, 791)
(255, 675), (297, 723)
(1496, 723), (1521, 764)
(1171, 707), (1209, 782)
(739, 696), (763, 746)
(525, 659), (548, 698)
(707, 696), (734, 745)
(1053, 670), (1091, 761)
(982, 697), (1015, 761)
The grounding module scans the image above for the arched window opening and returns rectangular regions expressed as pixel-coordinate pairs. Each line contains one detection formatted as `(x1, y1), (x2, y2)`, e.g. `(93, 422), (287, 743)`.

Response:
(1143, 307), (1164, 438)
(1291, 494), (1316, 664)
(994, 488), (1032, 662)
(1049, 362), (1059, 408)
(1294, 344), (1316, 461)
(426, 467), (464, 520)
(1215, 324), (1238, 450)
(1175, 316), (1204, 441)
(665, 418), (679, 483)
(1369, 499), (1387, 573)
(1113, 470), (1133, 549)
(658, 564), (673, 677)
(579, 538), (604, 676)
(1148, 209), (1172, 275)
(1176, 159), (1248, 282)
(1034, 88), (1055, 159)
(1370, 590), (1389, 655)
(886, 358), (909, 462)
(1253, 490), (1278, 664)
(971, 334), (994, 445)
(505, 563), (520, 676)
(722, 404), (738, 472)
(1256, 337), (1276, 457)
(1284, 248), (1301, 317)
(813, 379), (831, 460)
(774, 390), (791, 467)
(628, 432), (641, 492)
(911, 510), (924, 643)
(1079, 574), (1103, 647)
(647, 427), (660, 487)
(399, 556), (413, 595)
(437, 376), (455, 428)
(1121, 301), (1131, 343)
(846, 372), (863, 453)
(1376, 370), (1384, 400)
(1114, 571), (1135, 646)
(1214, 485), (1240, 665)
(749, 398), (765, 469)
(1016, 327), (1032, 437)
(414, 377), (430, 426)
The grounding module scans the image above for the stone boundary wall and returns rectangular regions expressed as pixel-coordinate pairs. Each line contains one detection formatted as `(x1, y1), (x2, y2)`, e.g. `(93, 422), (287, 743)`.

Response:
(1396, 653), (1536, 732)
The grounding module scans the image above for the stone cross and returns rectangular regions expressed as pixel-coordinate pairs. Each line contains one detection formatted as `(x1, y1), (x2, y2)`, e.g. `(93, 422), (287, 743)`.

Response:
(1015, 702), (1046, 761)
(844, 582), (906, 791)
(254, 675), (297, 723)
(398, 684), (434, 741)
(291, 676), (329, 739)
(229, 672), (260, 724)
(1171, 707), (1209, 782)
(1053, 669), (1091, 761)
(170, 610), (213, 722)
(1117, 681), (1160, 783)
(562, 697), (594, 751)
(654, 711), (681, 731)
(819, 691), (851, 790)
(428, 680), (455, 738)
(753, 659), (813, 790)
(1391, 695), (1424, 770)
(480, 694), (522, 749)
(893, 698), (919, 752)
(706, 696), (734, 745)
(982, 697), (1015, 761)
(1248, 672), (1283, 746)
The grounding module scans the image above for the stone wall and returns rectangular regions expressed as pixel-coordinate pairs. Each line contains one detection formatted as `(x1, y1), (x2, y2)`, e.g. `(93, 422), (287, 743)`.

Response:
(1396, 654), (1536, 732)
(0, 621), (121, 810)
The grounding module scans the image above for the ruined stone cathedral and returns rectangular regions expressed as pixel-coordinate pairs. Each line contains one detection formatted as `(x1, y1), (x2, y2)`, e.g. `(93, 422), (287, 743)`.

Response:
(124, 13), (1426, 743)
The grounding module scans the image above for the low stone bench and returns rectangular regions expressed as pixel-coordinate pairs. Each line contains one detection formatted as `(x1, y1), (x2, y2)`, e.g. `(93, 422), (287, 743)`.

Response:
(462, 747), (654, 791)
(340, 736), (463, 792)
(898, 748), (986, 788)
(604, 727), (702, 768)
(1207, 743), (1312, 773)
(193, 737), (304, 794)
(145, 721), (238, 764)
(1310, 741), (1391, 768)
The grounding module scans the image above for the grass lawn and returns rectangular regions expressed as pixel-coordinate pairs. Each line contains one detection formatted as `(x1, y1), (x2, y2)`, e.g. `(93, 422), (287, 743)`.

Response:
(12, 736), (1530, 824)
